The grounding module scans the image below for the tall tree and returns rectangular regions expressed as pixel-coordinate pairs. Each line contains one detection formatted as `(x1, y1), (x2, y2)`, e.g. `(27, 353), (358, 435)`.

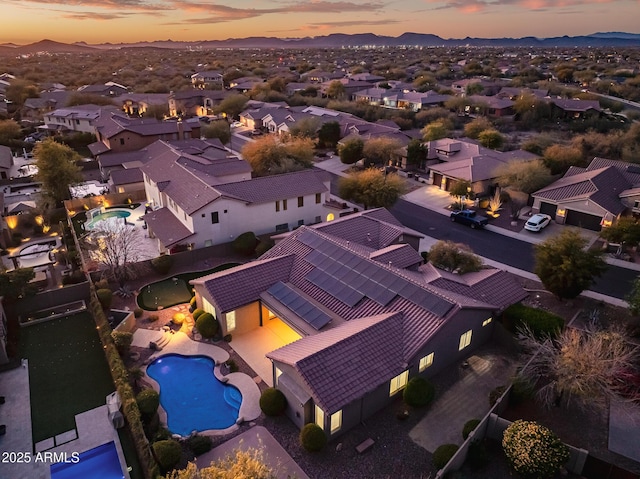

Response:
(34, 138), (83, 208)
(600, 216), (640, 248)
(496, 160), (554, 194)
(362, 137), (402, 166)
(326, 81), (346, 100)
(534, 229), (607, 300)
(478, 129), (504, 149)
(338, 138), (364, 164)
(215, 94), (248, 120)
(406, 139), (427, 169)
(0, 268), (36, 301)
(0, 119), (22, 145)
(201, 120), (231, 145)
(317, 121), (341, 149)
(241, 136), (313, 176)
(338, 168), (405, 209)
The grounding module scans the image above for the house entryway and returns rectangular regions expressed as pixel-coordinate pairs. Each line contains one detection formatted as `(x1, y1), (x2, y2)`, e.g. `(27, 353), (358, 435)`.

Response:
(228, 317), (301, 386)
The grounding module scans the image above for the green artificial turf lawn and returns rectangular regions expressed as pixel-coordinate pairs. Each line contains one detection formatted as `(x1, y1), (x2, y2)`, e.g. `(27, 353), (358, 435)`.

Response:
(137, 263), (239, 310)
(20, 312), (114, 443)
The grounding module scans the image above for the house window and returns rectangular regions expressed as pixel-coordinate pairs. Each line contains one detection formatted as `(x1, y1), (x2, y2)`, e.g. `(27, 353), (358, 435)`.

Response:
(226, 311), (236, 332)
(316, 193), (322, 204)
(298, 219), (304, 227)
(117, 187), (125, 194)
(389, 370), (409, 396)
(282, 199), (288, 210)
(330, 410), (342, 434)
(275, 201), (280, 212)
(419, 353), (434, 372)
(211, 212), (219, 224)
(315, 404), (325, 430)
(482, 317), (492, 327)
(298, 196), (304, 207)
(119, 138), (125, 145)
(315, 216), (321, 223)
(275, 223), (288, 232)
(459, 330), (472, 351)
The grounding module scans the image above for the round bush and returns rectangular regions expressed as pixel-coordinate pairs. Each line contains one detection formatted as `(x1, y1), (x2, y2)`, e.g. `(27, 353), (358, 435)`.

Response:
(148, 314), (159, 322)
(300, 423), (327, 452)
(94, 279), (110, 290)
(136, 389), (160, 418)
(196, 312), (218, 338)
(96, 288), (113, 309)
(151, 254), (173, 275)
(259, 387), (287, 416)
(152, 439), (182, 473)
(462, 419), (481, 440)
(172, 312), (186, 325)
(403, 377), (435, 407)
(232, 231), (259, 256)
(111, 330), (133, 356)
(432, 444), (459, 469)
(192, 308), (205, 320)
(502, 420), (569, 479)
(187, 435), (213, 456)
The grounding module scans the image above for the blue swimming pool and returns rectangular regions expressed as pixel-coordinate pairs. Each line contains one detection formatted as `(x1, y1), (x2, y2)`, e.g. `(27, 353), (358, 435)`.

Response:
(50, 441), (124, 479)
(146, 354), (241, 436)
(87, 210), (131, 230)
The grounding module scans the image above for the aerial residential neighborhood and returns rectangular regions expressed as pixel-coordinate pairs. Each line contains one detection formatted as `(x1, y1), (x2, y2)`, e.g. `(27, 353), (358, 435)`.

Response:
(1, 30), (640, 479)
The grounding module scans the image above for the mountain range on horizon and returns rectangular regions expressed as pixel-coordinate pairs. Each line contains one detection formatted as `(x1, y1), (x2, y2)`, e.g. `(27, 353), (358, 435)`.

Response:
(2, 32), (640, 54)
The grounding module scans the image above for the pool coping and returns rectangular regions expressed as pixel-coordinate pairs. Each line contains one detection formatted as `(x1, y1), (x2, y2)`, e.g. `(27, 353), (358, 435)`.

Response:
(143, 331), (262, 438)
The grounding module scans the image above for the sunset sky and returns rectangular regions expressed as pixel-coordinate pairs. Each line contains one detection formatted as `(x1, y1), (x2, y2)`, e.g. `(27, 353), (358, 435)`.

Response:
(2, 0), (638, 45)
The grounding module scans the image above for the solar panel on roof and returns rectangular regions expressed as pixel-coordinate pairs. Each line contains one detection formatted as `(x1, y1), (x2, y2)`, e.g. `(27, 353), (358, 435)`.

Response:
(267, 281), (331, 330)
(305, 269), (364, 307)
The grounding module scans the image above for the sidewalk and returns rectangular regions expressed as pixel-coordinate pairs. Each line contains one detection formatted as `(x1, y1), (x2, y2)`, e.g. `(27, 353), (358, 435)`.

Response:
(314, 158), (632, 307)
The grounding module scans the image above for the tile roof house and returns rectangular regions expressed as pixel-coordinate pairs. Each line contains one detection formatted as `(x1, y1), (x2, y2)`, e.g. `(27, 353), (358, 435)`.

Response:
(425, 138), (539, 196)
(43, 105), (119, 134)
(531, 157), (640, 231)
(549, 98), (601, 119)
(190, 212), (526, 437)
(114, 93), (170, 116)
(168, 89), (229, 118)
(77, 82), (128, 97)
(191, 71), (223, 89)
(140, 140), (333, 252)
(0, 145), (13, 180)
(467, 95), (515, 117)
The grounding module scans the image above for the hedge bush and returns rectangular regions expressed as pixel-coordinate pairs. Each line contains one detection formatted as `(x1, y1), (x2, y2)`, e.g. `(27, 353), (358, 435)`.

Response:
(462, 419), (481, 440)
(111, 330), (133, 356)
(152, 439), (182, 473)
(192, 309), (205, 320)
(136, 389), (160, 419)
(96, 288), (113, 309)
(300, 423), (327, 452)
(259, 388), (287, 416)
(403, 377), (435, 407)
(196, 312), (218, 338)
(232, 231), (259, 256)
(503, 303), (564, 338)
(187, 435), (213, 456)
(432, 444), (459, 469)
(502, 420), (569, 479)
(151, 255), (173, 275)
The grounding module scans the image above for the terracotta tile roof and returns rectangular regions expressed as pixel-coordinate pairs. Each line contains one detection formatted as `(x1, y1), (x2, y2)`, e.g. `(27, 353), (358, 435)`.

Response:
(110, 168), (143, 185)
(142, 207), (193, 247)
(468, 95), (514, 110)
(550, 98), (601, 112)
(267, 312), (405, 413)
(587, 157), (640, 185)
(214, 169), (329, 204)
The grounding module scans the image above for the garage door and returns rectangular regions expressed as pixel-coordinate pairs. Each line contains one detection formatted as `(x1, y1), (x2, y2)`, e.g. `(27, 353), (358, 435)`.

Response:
(433, 173), (443, 189)
(539, 202), (557, 217)
(565, 210), (602, 231)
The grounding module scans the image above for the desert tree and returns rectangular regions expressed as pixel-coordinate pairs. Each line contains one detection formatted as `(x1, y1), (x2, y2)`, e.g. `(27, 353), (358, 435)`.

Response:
(317, 121), (341, 149)
(428, 240), (483, 274)
(534, 229), (607, 300)
(84, 218), (147, 287)
(288, 117), (321, 140)
(422, 120), (451, 141)
(600, 216), (640, 249)
(241, 135), (314, 176)
(406, 139), (427, 169)
(338, 137), (364, 164)
(448, 180), (473, 209)
(326, 81), (346, 100)
(496, 160), (554, 194)
(201, 120), (231, 145)
(165, 447), (275, 479)
(543, 144), (584, 175)
(463, 117), (493, 139)
(215, 94), (248, 120)
(338, 168), (405, 209)
(34, 138), (83, 208)
(517, 324), (640, 410)
(362, 137), (403, 166)
(0, 119), (22, 145)
(478, 129), (504, 149)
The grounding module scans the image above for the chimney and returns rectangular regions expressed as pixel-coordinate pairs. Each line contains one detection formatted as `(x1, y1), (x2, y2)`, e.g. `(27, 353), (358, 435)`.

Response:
(177, 119), (184, 139)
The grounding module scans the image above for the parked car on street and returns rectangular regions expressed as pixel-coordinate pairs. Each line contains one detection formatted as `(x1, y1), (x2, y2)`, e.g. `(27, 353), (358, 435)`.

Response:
(524, 213), (552, 232)
(450, 209), (489, 229)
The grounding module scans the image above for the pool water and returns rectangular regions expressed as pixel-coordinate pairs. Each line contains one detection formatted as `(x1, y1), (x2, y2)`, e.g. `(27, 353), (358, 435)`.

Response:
(146, 354), (241, 436)
(87, 210), (131, 230)
(50, 441), (124, 479)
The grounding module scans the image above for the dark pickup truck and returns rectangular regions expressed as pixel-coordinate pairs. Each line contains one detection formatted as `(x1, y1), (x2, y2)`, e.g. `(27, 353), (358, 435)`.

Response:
(450, 209), (489, 229)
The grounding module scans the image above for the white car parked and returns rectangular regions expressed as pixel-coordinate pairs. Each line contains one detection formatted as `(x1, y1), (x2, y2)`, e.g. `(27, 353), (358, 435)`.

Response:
(524, 213), (552, 232)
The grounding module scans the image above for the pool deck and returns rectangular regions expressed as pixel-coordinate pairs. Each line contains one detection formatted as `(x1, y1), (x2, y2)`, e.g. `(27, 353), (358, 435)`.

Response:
(142, 330), (262, 437)
(0, 361), (130, 479)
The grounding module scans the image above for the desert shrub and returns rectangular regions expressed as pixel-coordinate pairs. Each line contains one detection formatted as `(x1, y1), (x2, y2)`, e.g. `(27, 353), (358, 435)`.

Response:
(152, 439), (182, 473)
(96, 288), (113, 309)
(134, 307), (143, 318)
(196, 312), (218, 338)
(502, 420), (569, 479)
(136, 389), (160, 419)
(300, 423), (327, 452)
(462, 419), (481, 440)
(403, 377), (435, 407)
(148, 314), (159, 322)
(489, 385), (507, 406)
(232, 231), (259, 256)
(187, 435), (213, 456)
(466, 439), (489, 470)
(503, 303), (564, 339)
(151, 255), (173, 275)
(432, 444), (459, 469)
(259, 387), (287, 416)
(94, 279), (110, 290)
(192, 308), (205, 320)
(172, 312), (185, 325)
(111, 330), (133, 356)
